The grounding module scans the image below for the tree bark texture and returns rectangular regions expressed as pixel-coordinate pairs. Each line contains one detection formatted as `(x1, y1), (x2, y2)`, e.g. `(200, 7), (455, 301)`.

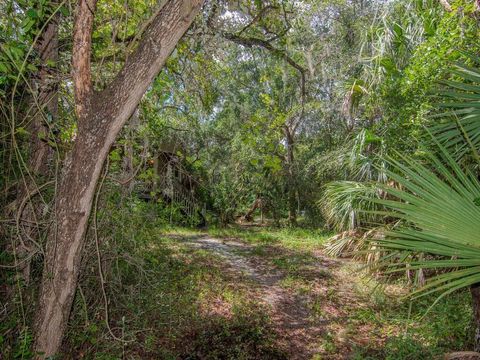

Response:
(33, 1), (204, 357)
(472, 284), (480, 352)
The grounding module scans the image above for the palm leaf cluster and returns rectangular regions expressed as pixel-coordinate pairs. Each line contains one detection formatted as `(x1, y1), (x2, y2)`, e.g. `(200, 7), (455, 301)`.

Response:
(432, 59), (480, 158)
(320, 128), (387, 231)
(319, 127), (388, 258)
(320, 181), (382, 232)
(367, 59), (480, 299)
(324, 59), (480, 301)
(374, 147), (480, 299)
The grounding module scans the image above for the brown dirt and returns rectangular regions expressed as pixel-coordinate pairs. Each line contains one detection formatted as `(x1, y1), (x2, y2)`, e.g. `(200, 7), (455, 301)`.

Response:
(179, 235), (338, 359)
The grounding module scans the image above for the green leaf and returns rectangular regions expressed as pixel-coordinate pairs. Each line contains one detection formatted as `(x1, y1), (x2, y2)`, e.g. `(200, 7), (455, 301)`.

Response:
(0, 62), (9, 73)
(16, 127), (29, 137)
(431, 62), (480, 157)
(26, 9), (38, 19)
(59, 5), (69, 16)
(368, 143), (480, 299)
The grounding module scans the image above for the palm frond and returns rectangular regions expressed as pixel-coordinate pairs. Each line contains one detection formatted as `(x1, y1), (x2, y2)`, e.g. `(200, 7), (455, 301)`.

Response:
(369, 145), (480, 298)
(320, 180), (383, 231)
(431, 63), (480, 158)
(349, 129), (387, 182)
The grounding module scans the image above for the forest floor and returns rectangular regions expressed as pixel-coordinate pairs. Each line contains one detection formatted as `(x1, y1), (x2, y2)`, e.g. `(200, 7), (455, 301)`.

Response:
(158, 226), (473, 359)
(56, 224), (473, 359)
(176, 233), (329, 359)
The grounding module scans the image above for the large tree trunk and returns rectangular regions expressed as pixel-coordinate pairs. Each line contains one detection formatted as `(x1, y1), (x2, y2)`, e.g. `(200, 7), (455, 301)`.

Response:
(34, 1), (204, 357)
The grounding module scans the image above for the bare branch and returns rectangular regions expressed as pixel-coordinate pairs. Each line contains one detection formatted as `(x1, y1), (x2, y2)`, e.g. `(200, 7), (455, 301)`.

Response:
(222, 32), (305, 75)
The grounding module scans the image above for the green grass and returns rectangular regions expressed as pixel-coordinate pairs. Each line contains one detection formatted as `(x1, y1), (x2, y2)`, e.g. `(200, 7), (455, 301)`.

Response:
(62, 228), (285, 359)
(1, 209), (474, 359)
(208, 226), (331, 251)
(349, 289), (473, 359)
(206, 225), (475, 359)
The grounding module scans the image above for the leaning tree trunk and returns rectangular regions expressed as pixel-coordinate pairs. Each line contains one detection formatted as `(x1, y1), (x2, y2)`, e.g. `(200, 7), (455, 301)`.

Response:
(242, 196), (262, 222)
(34, 1), (204, 357)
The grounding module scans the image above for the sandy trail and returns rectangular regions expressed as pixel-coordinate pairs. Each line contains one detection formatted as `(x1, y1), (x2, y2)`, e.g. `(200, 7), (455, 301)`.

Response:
(180, 235), (327, 359)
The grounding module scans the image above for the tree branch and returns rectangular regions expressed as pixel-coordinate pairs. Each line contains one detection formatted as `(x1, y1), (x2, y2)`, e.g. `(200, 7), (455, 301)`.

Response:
(236, 5), (279, 36)
(221, 32), (306, 117)
(89, 0), (203, 133)
(222, 32), (305, 75)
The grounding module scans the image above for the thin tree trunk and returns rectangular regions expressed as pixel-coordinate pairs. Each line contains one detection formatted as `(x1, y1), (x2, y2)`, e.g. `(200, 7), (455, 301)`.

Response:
(471, 284), (480, 352)
(284, 126), (297, 226)
(121, 109), (140, 194)
(28, 11), (59, 176)
(243, 195), (261, 222)
(34, 1), (204, 357)
(16, 5), (59, 284)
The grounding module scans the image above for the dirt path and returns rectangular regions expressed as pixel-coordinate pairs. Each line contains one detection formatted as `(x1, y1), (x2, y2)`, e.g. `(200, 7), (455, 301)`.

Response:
(180, 235), (328, 359)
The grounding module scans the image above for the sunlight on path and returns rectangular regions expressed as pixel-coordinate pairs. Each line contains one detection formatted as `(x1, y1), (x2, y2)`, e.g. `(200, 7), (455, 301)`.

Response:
(179, 234), (327, 359)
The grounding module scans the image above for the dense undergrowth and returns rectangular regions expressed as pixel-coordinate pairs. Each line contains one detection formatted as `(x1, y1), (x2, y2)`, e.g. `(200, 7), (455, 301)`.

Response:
(1, 0), (480, 358)
(211, 226), (475, 358)
(1, 195), (475, 358)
